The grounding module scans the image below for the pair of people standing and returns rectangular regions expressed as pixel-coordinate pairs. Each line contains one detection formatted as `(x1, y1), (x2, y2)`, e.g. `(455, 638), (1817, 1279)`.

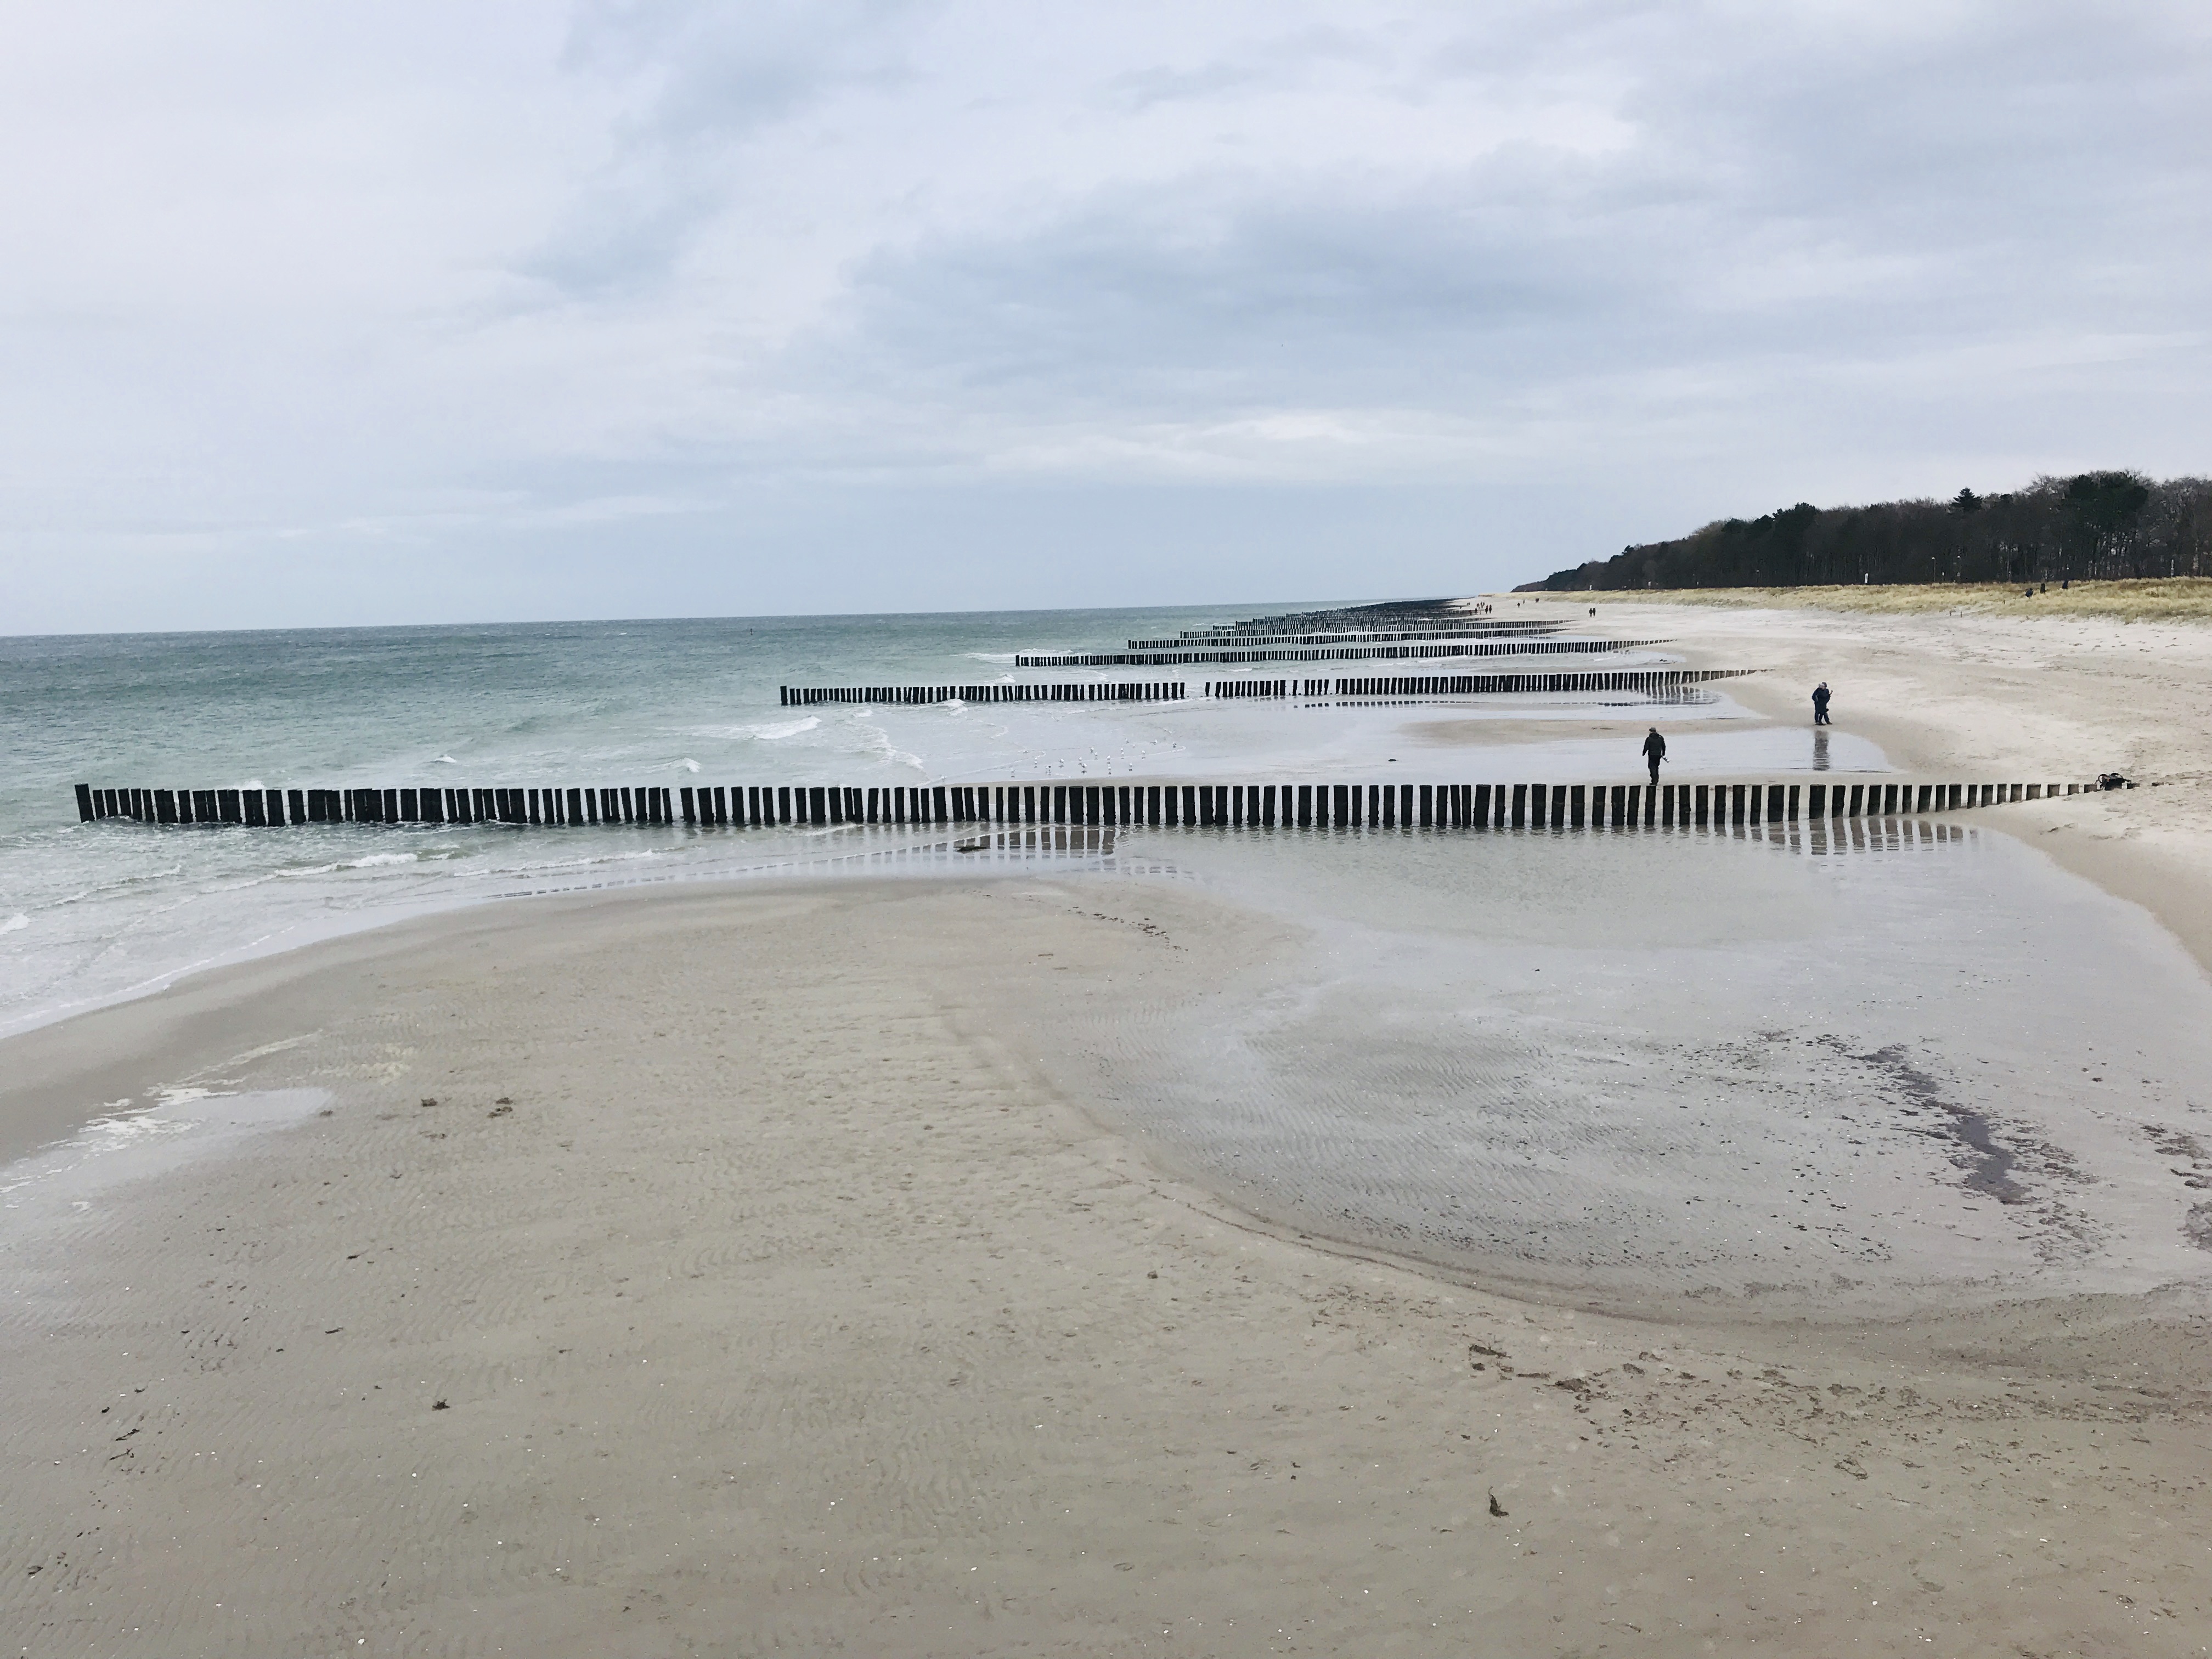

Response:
(1640, 683), (1832, 783)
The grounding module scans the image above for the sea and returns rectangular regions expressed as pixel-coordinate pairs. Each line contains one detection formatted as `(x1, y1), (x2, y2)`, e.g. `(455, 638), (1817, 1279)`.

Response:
(0, 602), (1777, 1042)
(7, 604), (2212, 1312)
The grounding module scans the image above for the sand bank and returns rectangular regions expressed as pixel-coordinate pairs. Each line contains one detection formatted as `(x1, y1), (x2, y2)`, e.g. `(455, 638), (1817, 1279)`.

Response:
(1568, 599), (2212, 974)
(7, 599), (2212, 1655)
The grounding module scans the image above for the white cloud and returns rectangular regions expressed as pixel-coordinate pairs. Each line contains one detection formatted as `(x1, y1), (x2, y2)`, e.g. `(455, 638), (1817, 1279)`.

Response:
(1, 0), (2207, 628)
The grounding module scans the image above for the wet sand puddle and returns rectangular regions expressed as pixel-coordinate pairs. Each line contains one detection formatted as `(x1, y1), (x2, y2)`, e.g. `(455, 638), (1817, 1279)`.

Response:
(1040, 819), (2212, 1319)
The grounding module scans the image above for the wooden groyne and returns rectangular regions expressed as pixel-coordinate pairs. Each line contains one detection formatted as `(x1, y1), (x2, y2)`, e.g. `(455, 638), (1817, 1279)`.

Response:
(783, 668), (1738, 707)
(1201, 668), (1747, 698)
(1171, 598), (1520, 640)
(1015, 637), (1654, 668)
(1125, 622), (1561, 648)
(781, 682), (1186, 708)
(76, 778), (2090, 831)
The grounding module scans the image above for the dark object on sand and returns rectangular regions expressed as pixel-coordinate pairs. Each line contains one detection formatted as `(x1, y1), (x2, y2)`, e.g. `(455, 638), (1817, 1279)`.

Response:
(1812, 682), (1832, 725)
(432, 1399), (449, 1410)
(2097, 772), (2134, 790)
(1488, 1493), (1509, 1517)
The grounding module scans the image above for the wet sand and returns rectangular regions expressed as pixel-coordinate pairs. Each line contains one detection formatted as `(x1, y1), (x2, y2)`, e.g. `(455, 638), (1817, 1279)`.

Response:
(6, 602), (2212, 1655)
(1577, 599), (2212, 972)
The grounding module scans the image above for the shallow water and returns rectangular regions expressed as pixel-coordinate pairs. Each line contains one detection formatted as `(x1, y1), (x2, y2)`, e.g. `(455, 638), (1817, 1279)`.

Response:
(1, 609), (1859, 1038)
(1045, 819), (2212, 1316)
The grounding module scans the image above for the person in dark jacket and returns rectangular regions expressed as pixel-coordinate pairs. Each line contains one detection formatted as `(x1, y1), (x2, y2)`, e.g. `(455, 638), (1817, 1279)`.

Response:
(1812, 682), (1832, 725)
(1641, 727), (1667, 785)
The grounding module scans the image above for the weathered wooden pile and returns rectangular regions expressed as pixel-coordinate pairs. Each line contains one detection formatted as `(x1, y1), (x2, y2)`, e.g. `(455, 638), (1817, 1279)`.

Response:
(76, 778), (2086, 831)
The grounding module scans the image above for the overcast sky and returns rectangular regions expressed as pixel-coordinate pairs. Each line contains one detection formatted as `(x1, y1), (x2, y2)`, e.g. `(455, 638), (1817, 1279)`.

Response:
(4, 1), (2207, 631)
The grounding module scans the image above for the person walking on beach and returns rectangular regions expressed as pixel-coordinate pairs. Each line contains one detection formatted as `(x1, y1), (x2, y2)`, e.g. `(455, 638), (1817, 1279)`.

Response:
(1642, 727), (1667, 786)
(1812, 682), (1832, 725)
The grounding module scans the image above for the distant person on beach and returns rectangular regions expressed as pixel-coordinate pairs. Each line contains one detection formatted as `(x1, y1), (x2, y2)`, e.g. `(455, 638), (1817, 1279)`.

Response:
(1642, 727), (1667, 786)
(1812, 682), (1832, 725)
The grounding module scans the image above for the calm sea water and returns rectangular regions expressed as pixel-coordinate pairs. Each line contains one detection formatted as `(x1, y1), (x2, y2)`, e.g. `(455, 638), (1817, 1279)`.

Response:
(0, 603), (1815, 1039)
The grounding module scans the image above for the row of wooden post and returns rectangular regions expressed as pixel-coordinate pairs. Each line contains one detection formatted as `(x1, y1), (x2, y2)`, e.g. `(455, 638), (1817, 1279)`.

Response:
(76, 778), (2085, 831)
(1014, 636), (1657, 668)
(785, 667), (1742, 706)
(1328, 668), (1748, 698)
(781, 682), (1186, 707)
(75, 783), (681, 828)
(1135, 619), (1562, 648)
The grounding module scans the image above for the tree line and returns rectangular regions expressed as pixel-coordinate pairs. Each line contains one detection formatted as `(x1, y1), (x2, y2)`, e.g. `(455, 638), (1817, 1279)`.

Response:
(1519, 471), (2212, 591)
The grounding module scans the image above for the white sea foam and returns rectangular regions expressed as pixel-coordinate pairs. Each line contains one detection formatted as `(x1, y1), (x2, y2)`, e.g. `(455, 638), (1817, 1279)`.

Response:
(0, 606), (1915, 1047)
(0, 1087), (330, 1223)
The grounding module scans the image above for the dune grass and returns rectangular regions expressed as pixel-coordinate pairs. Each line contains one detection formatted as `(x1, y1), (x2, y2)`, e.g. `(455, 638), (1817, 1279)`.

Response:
(1490, 578), (2212, 623)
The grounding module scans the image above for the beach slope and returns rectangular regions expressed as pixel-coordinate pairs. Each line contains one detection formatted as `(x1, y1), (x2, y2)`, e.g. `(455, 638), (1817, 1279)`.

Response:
(4, 872), (2210, 1656)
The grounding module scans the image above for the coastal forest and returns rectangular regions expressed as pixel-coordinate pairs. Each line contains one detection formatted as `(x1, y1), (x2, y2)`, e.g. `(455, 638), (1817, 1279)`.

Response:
(1522, 471), (2212, 591)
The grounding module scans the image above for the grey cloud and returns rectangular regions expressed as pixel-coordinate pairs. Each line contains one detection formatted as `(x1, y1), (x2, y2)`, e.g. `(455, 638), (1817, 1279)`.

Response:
(1102, 24), (1388, 111)
(563, 0), (929, 140)
(813, 2), (2209, 438)
(520, 0), (932, 298)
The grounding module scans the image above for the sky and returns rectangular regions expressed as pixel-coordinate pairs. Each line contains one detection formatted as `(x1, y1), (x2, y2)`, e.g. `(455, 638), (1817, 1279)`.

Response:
(2, 1), (2208, 633)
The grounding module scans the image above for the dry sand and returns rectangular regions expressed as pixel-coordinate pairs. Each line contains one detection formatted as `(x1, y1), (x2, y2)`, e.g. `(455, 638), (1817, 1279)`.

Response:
(6, 601), (2212, 1657)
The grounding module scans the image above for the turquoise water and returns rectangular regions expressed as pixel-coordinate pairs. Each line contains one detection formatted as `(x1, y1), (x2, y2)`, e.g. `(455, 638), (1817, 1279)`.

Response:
(4, 604), (1833, 1038)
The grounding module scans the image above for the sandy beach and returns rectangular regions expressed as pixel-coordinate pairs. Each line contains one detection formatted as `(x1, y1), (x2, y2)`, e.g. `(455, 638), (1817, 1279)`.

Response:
(8, 601), (2212, 1657)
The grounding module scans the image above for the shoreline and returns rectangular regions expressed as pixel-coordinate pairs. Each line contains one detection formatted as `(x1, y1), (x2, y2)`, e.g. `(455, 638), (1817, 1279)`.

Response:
(1594, 598), (2212, 973)
(7, 601), (2212, 1652)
